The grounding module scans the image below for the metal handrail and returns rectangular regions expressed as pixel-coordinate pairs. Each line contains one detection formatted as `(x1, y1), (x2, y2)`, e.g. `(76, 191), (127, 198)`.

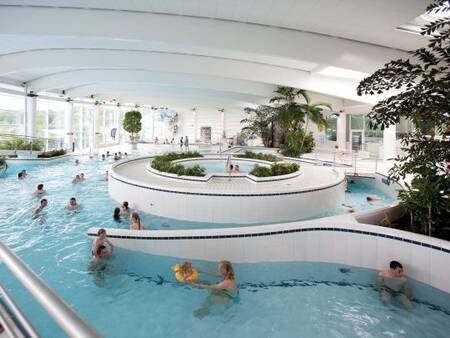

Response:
(0, 242), (101, 338)
(0, 284), (40, 338)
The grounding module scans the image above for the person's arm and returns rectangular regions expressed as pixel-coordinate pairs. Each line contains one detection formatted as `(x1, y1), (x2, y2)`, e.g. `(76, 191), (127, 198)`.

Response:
(376, 273), (384, 291)
(106, 238), (114, 252)
(197, 269), (220, 277)
(191, 280), (231, 290)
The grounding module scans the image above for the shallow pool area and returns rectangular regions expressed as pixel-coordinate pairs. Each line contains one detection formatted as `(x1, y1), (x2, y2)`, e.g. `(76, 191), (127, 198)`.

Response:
(1, 155), (449, 338)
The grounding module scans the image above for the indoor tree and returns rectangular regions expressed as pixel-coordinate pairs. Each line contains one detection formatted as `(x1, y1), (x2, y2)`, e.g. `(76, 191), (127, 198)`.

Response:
(357, 0), (450, 238)
(240, 105), (276, 147)
(123, 110), (142, 144)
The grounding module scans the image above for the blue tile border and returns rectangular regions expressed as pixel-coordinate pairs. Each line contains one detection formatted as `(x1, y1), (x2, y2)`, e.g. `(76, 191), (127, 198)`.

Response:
(87, 227), (449, 254)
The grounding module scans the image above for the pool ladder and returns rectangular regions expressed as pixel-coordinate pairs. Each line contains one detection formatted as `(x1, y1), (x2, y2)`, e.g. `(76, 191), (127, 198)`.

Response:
(0, 242), (101, 338)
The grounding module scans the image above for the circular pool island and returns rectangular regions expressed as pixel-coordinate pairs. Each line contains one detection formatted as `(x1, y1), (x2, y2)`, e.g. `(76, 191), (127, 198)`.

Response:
(108, 154), (346, 224)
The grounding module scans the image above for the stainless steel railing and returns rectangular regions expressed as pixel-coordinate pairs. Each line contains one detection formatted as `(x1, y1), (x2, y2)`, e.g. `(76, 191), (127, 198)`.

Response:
(0, 242), (101, 338)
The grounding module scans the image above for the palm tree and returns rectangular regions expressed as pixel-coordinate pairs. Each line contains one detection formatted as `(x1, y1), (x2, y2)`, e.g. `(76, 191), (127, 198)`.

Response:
(240, 105), (276, 147)
(298, 92), (331, 151)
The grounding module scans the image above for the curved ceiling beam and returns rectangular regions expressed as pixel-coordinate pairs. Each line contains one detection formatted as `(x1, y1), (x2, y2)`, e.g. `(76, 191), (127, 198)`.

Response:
(28, 69), (276, 97)
(0, 6), (410, 74)
(0, 49), (377, 103)
(70, 83), (267, 104)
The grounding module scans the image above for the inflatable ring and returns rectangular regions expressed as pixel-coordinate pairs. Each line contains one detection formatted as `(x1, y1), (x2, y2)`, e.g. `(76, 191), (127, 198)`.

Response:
(171, 264), (199, 282)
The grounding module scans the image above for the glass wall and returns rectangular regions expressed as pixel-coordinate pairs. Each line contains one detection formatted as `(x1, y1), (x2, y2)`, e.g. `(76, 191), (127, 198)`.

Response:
(325, 115), (337, 141)
(0, 93), (24, 134)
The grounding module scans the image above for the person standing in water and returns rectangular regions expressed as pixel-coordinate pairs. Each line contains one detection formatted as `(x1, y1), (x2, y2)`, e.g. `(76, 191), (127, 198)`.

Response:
(377, 260), (412, 309)
(180, 137), (184, 149)
(184, 135), (189, 151)
(190, 260), (238, 318)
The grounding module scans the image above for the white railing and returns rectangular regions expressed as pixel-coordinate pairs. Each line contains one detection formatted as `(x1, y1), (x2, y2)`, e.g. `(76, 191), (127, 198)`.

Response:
(0, 242), (101, 338)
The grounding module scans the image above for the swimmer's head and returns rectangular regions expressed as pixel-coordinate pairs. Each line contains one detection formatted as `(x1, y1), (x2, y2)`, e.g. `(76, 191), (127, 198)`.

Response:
(389, 260), (403, 277)
(18, 172), (23, 179)
(40, 198), (48, 207)
(122, 201), (129, 209)
(69, 197), (77, 206)
(37, 183), (44, 190)
(97, 228), (107, 239)
(219, 260), (235, 280)
(96, 245), (108, 257)
(180, 261), (192, 273)
(113, 207), (121, 219)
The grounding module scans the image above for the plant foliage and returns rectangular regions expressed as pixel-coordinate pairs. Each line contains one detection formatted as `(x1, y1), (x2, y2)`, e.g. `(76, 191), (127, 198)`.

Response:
(357, 0), (450, 238)
(234, 150), (279, 162)
(0, 137), (43, 151)
(250, 162), (300, 177)
(37, 149), (67, 158)
(240, 105), (276, 147)
(151, 152), (206, 177)
(123, 111), (142, 140)
(0, 157), (7, 176)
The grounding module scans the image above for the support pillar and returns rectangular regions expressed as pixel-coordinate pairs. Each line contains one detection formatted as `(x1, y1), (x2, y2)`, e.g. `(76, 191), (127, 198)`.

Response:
(64, 100), (74, 150)
(25, 94), (37, 138)
(116, 105), (122, 144)
(220, 109), (226, 141)
(337, 112), (347, 151)
(151, 109), (156, 141)
(193, 109), (198, 142)
(383, 124), (397, 160)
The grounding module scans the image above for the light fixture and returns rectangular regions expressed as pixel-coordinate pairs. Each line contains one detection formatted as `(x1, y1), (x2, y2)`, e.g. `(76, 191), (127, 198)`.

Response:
(316, 66), (369, 80)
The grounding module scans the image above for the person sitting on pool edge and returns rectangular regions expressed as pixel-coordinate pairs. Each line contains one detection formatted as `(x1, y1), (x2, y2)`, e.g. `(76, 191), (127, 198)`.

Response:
(190, 260), (238, 318)
(67, 197), (79, 210)
(377, 260), (412, 309)
(33, 198), (48, 214)
(34, 183), (46, 195)
(92, 228), (114, 258)
(129, 211), (144, 230)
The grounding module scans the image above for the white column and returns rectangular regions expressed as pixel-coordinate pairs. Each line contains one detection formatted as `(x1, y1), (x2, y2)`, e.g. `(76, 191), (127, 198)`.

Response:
(116, 106), (123, 144)
(89, 104), (100, 155)
(151, 110), (156, 141)
(337, 112), (346, 151)
(93, 104), (101, 149)
(193, 109), (198, 142)
(64, 100), (74, 150)
(383, 124), (397, 160)
(25, 95), (37, 137)
(43, 104), (49, 151)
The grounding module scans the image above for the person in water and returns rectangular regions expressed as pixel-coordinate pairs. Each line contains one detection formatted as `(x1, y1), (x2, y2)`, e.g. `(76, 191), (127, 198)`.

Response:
(121, 201), (130, 216)
(33, 198), (48, 214)
(18, 172), (24, 180)
(190, 260), (238, 318)
(113, 207), (121, 222)
(75, 159), (80, 166)
(34, 183), (46, 195)
(173, 261), (198, 283)
(129, 211), (144, 230)
(80, 173), (85, 181)
(21, 169), (28, 178)
(367, 195), (382, 202)
(72, 174), (81, 184)
(377, 260), (412, 309)
(92, 228), (114, 258)
(67, 197), (79, 210)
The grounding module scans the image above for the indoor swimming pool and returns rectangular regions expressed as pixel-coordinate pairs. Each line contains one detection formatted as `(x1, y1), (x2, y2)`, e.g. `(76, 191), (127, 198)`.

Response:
(1, 155), (449, 337)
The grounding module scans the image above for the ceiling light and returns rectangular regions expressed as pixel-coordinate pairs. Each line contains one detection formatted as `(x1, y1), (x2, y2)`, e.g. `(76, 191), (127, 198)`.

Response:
(316, 66), (369, 80)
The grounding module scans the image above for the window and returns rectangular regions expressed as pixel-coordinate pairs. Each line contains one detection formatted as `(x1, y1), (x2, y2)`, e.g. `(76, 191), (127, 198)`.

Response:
(325, 115), (337, 141)
(0, 93), (24, 135)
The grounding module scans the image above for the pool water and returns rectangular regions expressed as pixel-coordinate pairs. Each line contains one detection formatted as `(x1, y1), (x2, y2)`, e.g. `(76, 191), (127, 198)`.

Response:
(1, 155), (449, 338)
(183, 159), (265, 174)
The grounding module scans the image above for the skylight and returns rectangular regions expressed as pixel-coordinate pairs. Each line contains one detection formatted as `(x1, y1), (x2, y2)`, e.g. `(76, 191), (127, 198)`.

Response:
(315, 66), (369, 80)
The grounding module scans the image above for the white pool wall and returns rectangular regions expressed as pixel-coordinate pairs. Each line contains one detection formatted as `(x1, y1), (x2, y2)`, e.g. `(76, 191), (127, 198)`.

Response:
(88, 219), (450, 294)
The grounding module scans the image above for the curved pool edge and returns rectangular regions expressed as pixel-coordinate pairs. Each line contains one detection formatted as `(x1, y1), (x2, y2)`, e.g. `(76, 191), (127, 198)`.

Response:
(87, 219), (450, 294)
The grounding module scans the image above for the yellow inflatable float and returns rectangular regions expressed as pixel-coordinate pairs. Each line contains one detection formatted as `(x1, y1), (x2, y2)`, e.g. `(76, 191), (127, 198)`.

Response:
(171, 263), (199, 282)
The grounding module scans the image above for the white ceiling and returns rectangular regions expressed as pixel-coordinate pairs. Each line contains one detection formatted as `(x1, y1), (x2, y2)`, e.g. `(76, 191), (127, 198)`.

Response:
(0, 0), (431, 110)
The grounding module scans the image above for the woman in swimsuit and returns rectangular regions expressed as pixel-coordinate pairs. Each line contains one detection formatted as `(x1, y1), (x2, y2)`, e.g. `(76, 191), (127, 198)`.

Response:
(191, 260), (238, 318)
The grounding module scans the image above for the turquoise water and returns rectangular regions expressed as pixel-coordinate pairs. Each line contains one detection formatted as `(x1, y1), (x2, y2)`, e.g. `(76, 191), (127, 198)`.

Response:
(1, 155), (450, 337)
(184, 159), (264, 174)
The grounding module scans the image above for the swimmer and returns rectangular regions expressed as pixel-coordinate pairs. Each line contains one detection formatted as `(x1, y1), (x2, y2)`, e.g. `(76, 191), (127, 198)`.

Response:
(377, 261), (412, 309)
(129, 211), (144, 230)
(18, 172), (24, 180)
(124, 152), (128, 157)
(80, 173), (85, 181)
(113, 207), (121, 222)
(235, 165), (240, 173)
(120, 201), (130, 216)
(105, 170), (109, 181)
(34, 183), (46, 195)
(75, 159), (80, 166)
(33, 198), (48, 214)
(191, 260), (238, 319)
(106, 151), (110, 157)
(21, 170), (28, 178)
(367, 195), (382, 202)
(173, 261), (197, 283)
(72, 174), (81, 184)
(101, 154), (105, 161)
(92, 228), (114, 258)
(67, 197), (79, 210)
(228, 164), (234, 174)
(88, 245), (112, 272)
(342, 203), (355, 213)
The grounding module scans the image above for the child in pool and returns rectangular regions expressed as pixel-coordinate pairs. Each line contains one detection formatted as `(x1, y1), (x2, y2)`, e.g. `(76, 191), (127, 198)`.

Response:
(172, 261), (198, 283)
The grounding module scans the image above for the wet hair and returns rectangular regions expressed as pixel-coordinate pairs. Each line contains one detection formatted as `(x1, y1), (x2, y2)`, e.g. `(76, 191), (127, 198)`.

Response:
(70, 197), (76, 202)
(229, 164), (234, 170)
(122, 201), (129, 209)
(40, 198), (47, 205)
(18, 172), (23, 178)
(131, 211), (141, 229)
(96, 245), (107, 255)
(113, 207), (121, 220)
(97, 228), (106, 236)
(37, 184), (44, 190)
(220, 260), (235, 280)
(390, 261), (403, 270)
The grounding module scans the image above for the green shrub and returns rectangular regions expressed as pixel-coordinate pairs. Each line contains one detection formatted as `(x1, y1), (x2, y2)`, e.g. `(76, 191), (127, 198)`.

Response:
(0, 138), (43, 151)
(37, 149), (67, 158)
(280, 130), (315, 157)
(235, 150), (279, 162)
(151, 152), (206, 177)
(249, 162), (299, 177)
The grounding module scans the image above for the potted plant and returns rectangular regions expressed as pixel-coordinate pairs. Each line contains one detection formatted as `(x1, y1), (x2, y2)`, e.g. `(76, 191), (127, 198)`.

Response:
(123, 110), (142, 150)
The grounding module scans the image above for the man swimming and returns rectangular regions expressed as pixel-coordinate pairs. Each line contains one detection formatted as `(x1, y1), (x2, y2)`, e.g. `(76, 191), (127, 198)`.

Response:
(377, 260), (412, 309)
(33, 198), (48, 214)
(67, 197), (79, 210)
